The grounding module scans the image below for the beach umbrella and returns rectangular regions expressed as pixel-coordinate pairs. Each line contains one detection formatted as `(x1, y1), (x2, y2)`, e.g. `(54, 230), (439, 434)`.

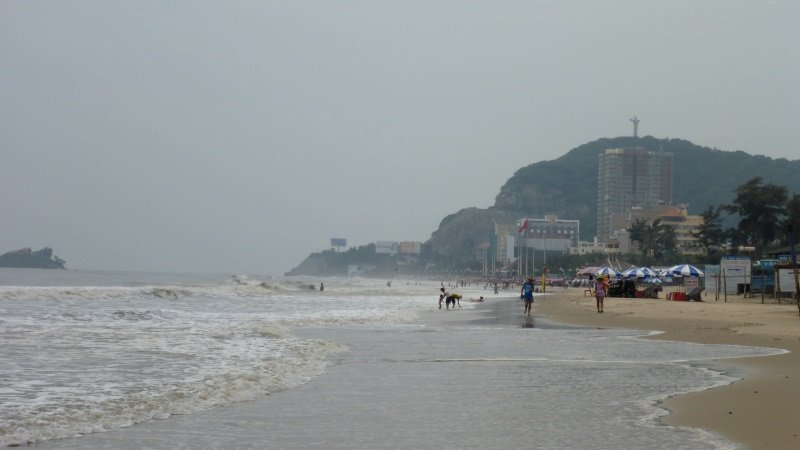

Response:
(668, 264), (703, 295)
(622, 267), (657, 279)
(595, 267), (622, 278)
(668, 264), (704, 277)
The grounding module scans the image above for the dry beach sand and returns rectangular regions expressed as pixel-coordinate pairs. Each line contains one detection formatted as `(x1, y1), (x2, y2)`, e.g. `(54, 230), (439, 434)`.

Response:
(536, 287), (800, 450)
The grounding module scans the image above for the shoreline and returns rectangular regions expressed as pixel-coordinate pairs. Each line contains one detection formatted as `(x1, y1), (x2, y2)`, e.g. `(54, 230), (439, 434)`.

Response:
(534, 287), (800, 449)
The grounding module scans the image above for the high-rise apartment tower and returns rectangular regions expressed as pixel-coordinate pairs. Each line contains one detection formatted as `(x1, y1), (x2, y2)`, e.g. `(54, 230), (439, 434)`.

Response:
(596, 147), (673, 241)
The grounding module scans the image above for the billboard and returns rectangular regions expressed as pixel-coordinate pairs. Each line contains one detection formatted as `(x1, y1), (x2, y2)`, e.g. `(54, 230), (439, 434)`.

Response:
(777, 268), (799, 294)
(330, 238), (347, 247)
(398, 241), (421, 255)
(375, 241), (399, 255)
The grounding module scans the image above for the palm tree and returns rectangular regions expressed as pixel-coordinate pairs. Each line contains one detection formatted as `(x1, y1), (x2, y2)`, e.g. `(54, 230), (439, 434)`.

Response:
(628, 219), (648, 255)
(692, 205), (726, 256)
(628, 218), (677, 260)
(724, 177), (788, 259)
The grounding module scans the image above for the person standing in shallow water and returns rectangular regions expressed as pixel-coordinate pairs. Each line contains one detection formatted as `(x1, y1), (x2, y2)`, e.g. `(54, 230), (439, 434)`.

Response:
(595, 277), (607, 313)
(521, 278), (534, 316)
(319, 282), (324, 292)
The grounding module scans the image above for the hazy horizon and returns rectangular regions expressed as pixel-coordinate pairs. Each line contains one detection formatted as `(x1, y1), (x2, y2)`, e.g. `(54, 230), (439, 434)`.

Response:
(2, 1), (798, 275)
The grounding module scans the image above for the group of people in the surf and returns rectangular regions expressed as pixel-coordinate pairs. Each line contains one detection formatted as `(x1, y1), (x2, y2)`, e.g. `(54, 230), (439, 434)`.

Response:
(437, 286), (487, 309)
(438, 287), (462, 309)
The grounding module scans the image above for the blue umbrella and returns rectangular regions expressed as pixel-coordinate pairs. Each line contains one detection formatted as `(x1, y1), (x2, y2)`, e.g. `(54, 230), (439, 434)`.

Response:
(595, 267), (622, 278)
(622, 267), (657, 279)
(668, 264), (704, 277)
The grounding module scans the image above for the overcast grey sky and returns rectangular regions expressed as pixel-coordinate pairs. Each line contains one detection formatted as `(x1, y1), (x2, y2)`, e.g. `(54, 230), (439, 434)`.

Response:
(2, 1), (798, 275)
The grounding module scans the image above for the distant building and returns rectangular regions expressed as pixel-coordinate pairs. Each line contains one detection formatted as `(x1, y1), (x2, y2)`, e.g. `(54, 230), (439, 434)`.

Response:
(518, 216), (580, 251)
(494, 222), (519, 266)
(398, 241), (422, 255)
(570, 238), (621, 256)
(490, 217), (580, 275)
(610, 204), (703, 255)
(516, 216), (579, 268)
(597, 147), (673, 241)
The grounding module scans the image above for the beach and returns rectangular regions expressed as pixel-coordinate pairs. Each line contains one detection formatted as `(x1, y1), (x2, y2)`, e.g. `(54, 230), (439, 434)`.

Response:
(536, 287), (800, 449)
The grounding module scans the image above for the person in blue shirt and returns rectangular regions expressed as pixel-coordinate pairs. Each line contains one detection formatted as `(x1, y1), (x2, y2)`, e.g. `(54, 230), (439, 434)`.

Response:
(521, 278), (534, 316)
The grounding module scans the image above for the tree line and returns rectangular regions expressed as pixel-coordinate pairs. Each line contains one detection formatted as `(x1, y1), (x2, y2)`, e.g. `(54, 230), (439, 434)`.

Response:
(628, 176), (800, 264)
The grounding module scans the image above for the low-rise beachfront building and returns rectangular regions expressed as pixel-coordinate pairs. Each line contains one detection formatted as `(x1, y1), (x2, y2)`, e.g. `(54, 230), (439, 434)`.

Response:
(517, 215), (580, 255)
(570, 238), (621, 255)
(609, 203), (703, 255)
(494, 218), (580, 263)
(489, 217), (581, 275)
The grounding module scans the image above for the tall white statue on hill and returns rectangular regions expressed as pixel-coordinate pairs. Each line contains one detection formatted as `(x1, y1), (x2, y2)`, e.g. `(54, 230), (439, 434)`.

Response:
(630, 116), (640, 138)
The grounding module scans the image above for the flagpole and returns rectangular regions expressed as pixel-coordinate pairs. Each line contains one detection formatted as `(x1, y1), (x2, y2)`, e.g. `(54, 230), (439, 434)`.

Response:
(789, 224), (800, 317)
(517, 222), (522, 277)
(518, 219), (528, 279)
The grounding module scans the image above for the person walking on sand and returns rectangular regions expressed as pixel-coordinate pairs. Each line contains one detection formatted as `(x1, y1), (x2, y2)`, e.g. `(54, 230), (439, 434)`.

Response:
(596, 277), (608, 313)
(521, 278), (534, 316)
(439, 287), (446, 309)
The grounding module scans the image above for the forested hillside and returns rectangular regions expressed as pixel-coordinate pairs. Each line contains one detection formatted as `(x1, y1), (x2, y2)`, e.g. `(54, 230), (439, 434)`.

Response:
(427, 136), (800, 266)
(289, 136), (800, 275)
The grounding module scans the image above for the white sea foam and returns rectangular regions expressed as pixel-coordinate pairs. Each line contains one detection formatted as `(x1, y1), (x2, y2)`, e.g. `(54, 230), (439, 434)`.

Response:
(0, 272), (441, 446)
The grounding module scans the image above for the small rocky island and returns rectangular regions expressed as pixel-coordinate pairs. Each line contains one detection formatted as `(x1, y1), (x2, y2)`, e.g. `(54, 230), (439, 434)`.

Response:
(0, 247), (67, 269)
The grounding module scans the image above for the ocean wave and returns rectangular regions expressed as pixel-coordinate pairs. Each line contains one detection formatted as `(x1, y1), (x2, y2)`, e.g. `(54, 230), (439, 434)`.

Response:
(251, 323), (292, 338)
(0, 336), (345, 447)
(0, 286), (138, 301)
(0, 278), (447, 303)
(149, 288), (188, 299)
(0, 283), (271, 302)
(0, 276), (441, 446)
(109, 309), (174, 321)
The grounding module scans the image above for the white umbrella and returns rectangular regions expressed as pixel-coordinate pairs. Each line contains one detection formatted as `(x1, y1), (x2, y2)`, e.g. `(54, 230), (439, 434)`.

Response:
(622, 267), (657, 279)
(668, 264), (704, 277)
(595, 267), (622, 278)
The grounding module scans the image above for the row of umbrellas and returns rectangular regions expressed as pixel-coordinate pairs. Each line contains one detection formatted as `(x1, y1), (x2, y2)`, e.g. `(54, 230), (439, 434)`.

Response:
(595, 264), (704, 280)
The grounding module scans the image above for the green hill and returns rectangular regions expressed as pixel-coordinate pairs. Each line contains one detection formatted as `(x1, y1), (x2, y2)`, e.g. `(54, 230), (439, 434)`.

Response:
(427, 136), (800, 265)
(0, 247), (67, 269)
(289, 136), (800, 275)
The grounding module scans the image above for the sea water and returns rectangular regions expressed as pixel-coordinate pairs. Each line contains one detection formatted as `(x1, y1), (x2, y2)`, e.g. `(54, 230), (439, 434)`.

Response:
(0, 269), (782, 449)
